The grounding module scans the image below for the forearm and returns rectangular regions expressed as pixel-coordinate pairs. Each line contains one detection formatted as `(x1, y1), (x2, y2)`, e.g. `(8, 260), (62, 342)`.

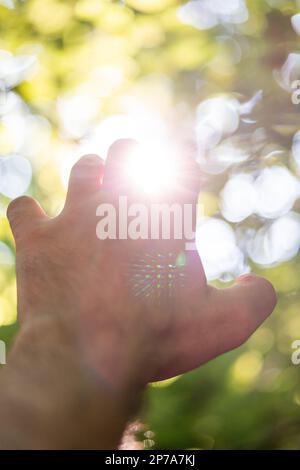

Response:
(0, 316), (143, 449)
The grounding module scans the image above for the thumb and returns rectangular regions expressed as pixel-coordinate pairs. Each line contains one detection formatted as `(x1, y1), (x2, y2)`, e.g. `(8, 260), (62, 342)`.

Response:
(7, 196), (47, 244)
(212, 274), (277, 352)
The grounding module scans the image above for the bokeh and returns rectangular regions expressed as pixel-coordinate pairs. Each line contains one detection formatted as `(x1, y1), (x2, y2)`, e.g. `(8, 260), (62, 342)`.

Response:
(1, 0), (300, 449)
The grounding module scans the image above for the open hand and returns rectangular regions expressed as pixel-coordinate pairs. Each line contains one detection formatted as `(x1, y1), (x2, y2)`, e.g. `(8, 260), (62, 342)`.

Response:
(7, 140), (277, 391)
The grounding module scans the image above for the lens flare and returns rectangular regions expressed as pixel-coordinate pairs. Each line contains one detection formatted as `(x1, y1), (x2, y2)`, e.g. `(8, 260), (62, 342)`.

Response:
(125, 143), (177, 194)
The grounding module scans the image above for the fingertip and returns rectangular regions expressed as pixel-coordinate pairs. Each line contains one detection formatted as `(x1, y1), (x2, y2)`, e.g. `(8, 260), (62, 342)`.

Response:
(65, 154), (105, 210)
(7, 195), (40, 223)
(7, 195), (29, 222)
(107, 139), (139, 161)
(74, 153), (104, 165)
(236, 273), (277, 317)
(71, 154), (104, 182)
(104, 139), (139, 193)
(7, 196), (47, 241)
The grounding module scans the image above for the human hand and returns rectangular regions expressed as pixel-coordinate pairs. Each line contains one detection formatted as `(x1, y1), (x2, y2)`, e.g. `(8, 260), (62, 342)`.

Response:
(7, 140), (277, 392)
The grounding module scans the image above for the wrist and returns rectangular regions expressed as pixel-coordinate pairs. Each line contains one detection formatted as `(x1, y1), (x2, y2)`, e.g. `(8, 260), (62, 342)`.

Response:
(1, 315), (140, 449)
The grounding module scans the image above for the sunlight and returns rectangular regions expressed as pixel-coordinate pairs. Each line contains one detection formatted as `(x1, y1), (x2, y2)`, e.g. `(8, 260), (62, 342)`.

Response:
(125, 142), (178, 194)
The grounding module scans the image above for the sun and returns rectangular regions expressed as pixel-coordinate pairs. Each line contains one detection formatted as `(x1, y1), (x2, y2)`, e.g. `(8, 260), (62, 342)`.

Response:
(125, 142), (178, 194)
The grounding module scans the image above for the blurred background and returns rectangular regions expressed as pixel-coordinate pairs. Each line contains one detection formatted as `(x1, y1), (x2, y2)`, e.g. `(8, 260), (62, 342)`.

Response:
(1, 0), (300, 449)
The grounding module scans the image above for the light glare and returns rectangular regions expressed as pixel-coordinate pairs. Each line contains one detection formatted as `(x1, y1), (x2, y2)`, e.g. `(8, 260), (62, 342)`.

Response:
(126, 144), (177, 194)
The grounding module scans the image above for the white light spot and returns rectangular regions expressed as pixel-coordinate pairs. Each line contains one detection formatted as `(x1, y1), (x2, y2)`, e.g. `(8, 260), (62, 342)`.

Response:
(221, 173), (256, 222)
(196, 96), (240, 136)
(0, 50), (36, 89)
(254, 166), (299, 219)
(198, 140), (249, 174)
(275, 53), (300, 91)
(177, 0), (248, 30)
(79, 115), (143, 159)
(291, 13), (300, 35)
(0, 0), (14, 9)
(178, 1), (217, 30)
(248, 213), (300, 266)
(0, 154), (32, 198)
(57, 90), (99, 139)
(126, 143), (177, 194)
(239, 90), (263, 115)
(196, 217), (248, 281)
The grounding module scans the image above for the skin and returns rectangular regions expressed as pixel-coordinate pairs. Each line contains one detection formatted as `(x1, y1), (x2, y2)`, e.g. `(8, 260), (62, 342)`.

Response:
(0, 140), (277, 449)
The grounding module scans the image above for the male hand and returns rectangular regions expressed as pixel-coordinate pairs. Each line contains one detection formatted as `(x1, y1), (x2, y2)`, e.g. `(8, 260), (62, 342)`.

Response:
(7, 139), (276, 389)
(1, 139), (276, 448)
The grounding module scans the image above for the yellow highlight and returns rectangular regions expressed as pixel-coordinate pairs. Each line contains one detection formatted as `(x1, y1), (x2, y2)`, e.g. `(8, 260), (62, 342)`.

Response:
(28, 0), (72, 34)
(198, 192), (219, 217)
(293, 391), (300, 406)
(126, 0), (175, 14)
(0, 295), (16, 326)
(230, 351), (263, 389)
(150, 375), (180, 388)
(75, 0), (105, 20)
